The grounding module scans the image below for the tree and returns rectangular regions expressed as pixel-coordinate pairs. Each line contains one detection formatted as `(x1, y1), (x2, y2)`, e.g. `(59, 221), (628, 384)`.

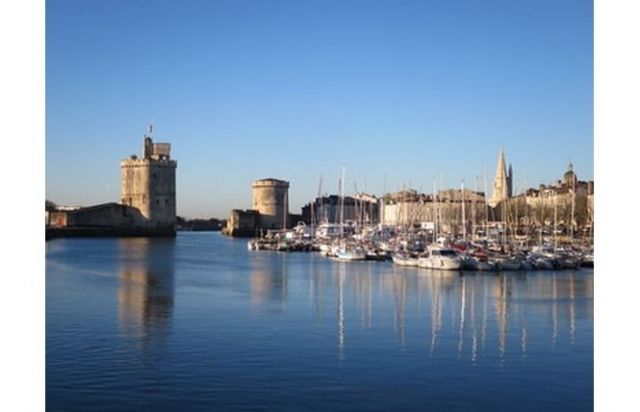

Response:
(45, 199), (57, 212)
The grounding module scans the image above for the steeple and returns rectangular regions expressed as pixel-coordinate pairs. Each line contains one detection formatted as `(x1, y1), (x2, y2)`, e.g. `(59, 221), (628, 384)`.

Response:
(489, 147), (509, 207)
(564, 160), (577, 186)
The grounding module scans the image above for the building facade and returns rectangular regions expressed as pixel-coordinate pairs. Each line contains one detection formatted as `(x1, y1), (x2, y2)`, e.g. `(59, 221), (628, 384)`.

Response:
(380, 189), (487, 234)
(301, 193), (379, 226)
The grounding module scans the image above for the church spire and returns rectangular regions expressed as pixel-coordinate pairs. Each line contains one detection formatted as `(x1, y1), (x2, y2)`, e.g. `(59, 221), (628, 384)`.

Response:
(489, 147), (509, 207)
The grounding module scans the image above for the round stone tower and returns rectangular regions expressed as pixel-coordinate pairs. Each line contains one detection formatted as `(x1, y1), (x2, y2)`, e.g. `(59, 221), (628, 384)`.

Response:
(252, 178), (289, 229)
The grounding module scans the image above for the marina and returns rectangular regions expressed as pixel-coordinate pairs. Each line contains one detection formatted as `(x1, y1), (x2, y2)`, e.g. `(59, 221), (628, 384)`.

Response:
(237, 154), (594, 274)
(244, 219), (593, 272)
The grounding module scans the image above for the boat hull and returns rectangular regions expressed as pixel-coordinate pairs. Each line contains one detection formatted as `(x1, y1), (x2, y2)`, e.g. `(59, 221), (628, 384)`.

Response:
(418, 257), (462, 271)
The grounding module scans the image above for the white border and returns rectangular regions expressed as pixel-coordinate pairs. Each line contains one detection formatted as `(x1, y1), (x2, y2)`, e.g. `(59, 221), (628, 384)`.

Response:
(2, 0), (633, 410)
(0, 0), (45, 410)
(595, 0), (639, 411)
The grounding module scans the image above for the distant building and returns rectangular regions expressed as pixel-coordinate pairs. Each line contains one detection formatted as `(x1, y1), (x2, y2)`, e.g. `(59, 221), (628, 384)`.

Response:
(301, 193), (380, 225)
(523, 163), (594, 228)
(381, 189), (486, 233)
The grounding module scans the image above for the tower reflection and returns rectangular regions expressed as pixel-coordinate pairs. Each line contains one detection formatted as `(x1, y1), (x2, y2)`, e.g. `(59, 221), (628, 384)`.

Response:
(250, 254), (288, 311)
(117, 238), (175, 346)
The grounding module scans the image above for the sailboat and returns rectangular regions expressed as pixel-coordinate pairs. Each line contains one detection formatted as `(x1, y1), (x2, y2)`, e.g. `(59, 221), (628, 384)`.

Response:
(334, 166), (366, 262)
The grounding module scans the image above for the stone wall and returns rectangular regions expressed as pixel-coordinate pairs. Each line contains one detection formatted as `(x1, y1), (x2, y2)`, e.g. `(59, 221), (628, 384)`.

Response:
(223, 209), (261, 237)
(48, 203), (145, 228)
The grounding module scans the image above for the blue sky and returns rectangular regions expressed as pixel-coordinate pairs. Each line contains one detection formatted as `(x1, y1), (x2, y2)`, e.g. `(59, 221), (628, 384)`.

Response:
(46, 0), (593, 218)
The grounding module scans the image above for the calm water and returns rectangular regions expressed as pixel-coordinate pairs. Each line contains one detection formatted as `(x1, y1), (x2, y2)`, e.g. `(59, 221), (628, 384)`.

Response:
(46, 232), (593, 411)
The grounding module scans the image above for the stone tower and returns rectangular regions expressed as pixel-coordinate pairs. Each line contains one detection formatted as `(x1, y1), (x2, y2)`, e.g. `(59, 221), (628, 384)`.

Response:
(489, 148), (510, 207)
(252, 178), (289, 229)
(120, 129), (177, 235)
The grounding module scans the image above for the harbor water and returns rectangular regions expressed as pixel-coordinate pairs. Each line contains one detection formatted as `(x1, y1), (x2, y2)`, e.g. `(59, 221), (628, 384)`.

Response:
(46, 232), (593, 411)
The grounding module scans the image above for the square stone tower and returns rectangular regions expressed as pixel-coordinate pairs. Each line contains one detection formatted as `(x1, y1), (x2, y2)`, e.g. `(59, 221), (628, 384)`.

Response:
(120, 132), (177, 235)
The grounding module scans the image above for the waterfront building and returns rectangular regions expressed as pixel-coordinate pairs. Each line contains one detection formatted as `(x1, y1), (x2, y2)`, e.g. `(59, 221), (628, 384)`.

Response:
(47, 128), (178, 237)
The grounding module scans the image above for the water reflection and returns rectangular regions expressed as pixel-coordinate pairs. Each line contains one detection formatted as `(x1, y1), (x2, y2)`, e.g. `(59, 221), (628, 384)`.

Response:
(337, 263), (345, 357)
(250, 254), (288, 311)
(117, 238), (175, 346)
(305, 263), (593, 364)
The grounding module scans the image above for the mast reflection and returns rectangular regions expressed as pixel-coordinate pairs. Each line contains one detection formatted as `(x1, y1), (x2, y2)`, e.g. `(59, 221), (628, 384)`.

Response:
(337, 262), (345, 358)
(303, 259), (592, 364)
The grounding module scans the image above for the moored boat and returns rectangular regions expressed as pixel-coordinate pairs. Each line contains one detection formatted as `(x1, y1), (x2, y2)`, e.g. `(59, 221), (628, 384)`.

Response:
(392, 251), (419, 267)
(495, 255), (523, 271)
(335, 246), (367, 261)
(418, 245), (462, 270)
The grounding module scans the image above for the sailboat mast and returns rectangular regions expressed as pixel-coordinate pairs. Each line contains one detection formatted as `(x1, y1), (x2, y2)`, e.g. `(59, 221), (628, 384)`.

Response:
(588, 181), (593, 246)
(283, 190), (288, 229)
(539, 190), (544, 248)
(461, 180), (466, 242)
(524, 178), (529, 244)
(433, 179), (438, 242)
(483, 166), (489, 241)
(553, 190), (558, 253)
(314, 174), (323, 231)
(571, 173), (576, 239)
(439, 173), (444, 238)
(513, 182), (518, 245)
(340, 166), (346, 237)
(472, 177), (478, 242)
